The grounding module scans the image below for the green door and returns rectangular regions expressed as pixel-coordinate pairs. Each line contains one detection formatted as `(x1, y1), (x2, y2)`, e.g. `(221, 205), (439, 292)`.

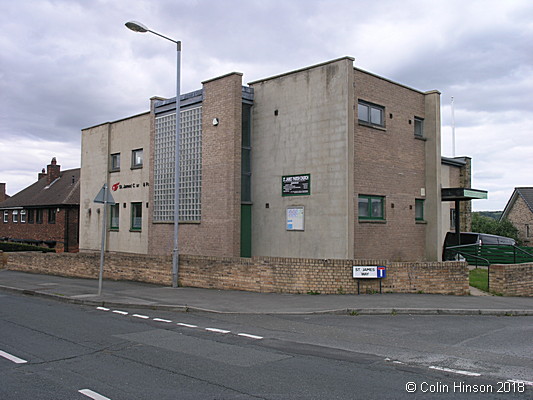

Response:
(240, 204), (252, 257)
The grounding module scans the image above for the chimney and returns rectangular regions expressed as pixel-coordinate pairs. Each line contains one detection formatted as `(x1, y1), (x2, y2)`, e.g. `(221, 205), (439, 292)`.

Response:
(38, 168), (46, 180)
(46, 157), (61, 185)
(0, 183), (6, 202)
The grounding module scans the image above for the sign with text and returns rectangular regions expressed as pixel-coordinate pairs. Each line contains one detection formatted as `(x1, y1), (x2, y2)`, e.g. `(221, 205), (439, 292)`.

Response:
(352, 266), (386, 279)
(286, 206), (305, 231)
(282, 174), (310, 196)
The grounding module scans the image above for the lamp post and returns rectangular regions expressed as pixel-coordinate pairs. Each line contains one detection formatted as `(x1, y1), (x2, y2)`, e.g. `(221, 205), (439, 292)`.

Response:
(126, 21), (181, 288)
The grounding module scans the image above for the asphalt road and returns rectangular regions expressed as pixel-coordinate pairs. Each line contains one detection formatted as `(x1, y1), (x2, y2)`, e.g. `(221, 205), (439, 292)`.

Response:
(1, 291), (531, 399)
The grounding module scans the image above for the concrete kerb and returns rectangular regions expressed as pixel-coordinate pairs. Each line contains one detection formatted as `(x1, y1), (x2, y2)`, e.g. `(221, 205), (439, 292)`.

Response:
(1, 284), (532, 316)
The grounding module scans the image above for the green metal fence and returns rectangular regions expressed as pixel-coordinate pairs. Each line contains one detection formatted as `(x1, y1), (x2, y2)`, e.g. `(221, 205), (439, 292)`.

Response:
(445, 244), (533, 267)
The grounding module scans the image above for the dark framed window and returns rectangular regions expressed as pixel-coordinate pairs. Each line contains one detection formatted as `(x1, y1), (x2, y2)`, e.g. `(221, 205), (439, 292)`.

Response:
(27, 209), (34, 224)
(110, 204), (119, 230)
(131, 149), (143, 169)
(415, 199), (425, 221)
(358, 101), (385, 128)
(358, 195), (385, 220)
(48, 208), (56, 224)
(241, 104), (252, 203)
(131, 202), (142, 231)
(414, 117), (424, 138)
(110, 153), (120, 172)
(36, 209), (43, 224)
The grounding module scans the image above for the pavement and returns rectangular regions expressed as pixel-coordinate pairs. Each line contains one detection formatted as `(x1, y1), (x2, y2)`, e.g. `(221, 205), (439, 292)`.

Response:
(1, 269), (532, 316)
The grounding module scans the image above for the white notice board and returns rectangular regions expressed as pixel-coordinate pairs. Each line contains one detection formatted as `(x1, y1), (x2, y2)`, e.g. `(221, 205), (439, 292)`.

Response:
(286, 206), (304, 231)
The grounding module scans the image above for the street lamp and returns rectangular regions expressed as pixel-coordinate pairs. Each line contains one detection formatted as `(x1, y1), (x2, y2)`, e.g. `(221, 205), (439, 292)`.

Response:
(126, 21), (181, 288)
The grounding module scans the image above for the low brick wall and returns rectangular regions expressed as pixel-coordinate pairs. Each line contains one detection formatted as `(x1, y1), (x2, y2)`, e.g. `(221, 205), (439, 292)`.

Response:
(489, 263), (533, 297)
(4, 251), (172, 286)
(4, 251), (469, 295)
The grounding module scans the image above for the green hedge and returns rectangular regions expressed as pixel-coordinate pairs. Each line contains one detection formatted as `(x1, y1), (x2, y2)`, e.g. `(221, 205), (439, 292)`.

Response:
(0, 242), (54, 253)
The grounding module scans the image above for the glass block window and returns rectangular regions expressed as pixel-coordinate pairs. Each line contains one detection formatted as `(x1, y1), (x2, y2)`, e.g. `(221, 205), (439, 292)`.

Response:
(154, 106), (202, 222)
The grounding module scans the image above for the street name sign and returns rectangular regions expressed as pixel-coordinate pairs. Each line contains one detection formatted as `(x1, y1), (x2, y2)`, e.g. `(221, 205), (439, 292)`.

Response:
(352, 266), (386, 279)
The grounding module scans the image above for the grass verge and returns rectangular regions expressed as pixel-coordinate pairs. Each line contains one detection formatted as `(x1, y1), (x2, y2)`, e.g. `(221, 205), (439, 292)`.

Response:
(469, 268), (488, 292)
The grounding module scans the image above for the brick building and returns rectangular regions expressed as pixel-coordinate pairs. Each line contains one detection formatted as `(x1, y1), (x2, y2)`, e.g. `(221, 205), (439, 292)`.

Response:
(80, 57), (478, 261)
(501, 187), (533, 246)
(0, 158), (80, 252)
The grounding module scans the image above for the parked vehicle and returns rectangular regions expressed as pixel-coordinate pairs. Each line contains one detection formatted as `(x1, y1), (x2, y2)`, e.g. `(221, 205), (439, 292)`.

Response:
(444, 232), (516, 248)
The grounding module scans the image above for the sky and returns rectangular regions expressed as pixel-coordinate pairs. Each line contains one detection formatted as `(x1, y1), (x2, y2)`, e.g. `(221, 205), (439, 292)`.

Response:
(1, 0), (532, 211)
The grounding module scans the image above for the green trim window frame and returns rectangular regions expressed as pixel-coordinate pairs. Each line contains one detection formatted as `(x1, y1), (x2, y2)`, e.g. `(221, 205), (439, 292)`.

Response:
(358, 195), (385, 220)
(415, 199), (425, 221)
(130, 202), (142, 231)
(358, 100), (385, 128)
(131, 148), (143, 169)
(110, 153), (120, 172)
(110, 204), (120, 230)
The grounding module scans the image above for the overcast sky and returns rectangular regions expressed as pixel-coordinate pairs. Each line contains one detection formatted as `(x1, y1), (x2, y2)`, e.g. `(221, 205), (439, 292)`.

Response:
(1, 0), (531, 211)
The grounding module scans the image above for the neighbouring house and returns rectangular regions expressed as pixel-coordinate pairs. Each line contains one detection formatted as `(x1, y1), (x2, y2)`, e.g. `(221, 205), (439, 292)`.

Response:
(501, 187), (533, 246)
(80, 57), (484, 261)
(0, 158), (80, 252)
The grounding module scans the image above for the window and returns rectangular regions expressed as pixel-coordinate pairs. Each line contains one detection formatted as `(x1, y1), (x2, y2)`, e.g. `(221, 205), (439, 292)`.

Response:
(358, 195), (385, 220)
(110, 153), (120, 172)
(131, 149), (143, 169)
(20, 210), (26, 223)
(526, 224), (531, 238)
(36, 209), (43, 224)
(12, 210), (18, 223)
(48, 208), (56, 224)
(414, 117), (424, 138)
(241, 104), (252, 203)
(358, 101), (384, 128)
(450, 208), (456, 230)
(415, 199), (425, 221)
(27, 209), (34, 224)
(154, 106), (202, 222)
(3, 211), (8, 223)
(110, 204), (119, 230)
(131, 202), (142, 231)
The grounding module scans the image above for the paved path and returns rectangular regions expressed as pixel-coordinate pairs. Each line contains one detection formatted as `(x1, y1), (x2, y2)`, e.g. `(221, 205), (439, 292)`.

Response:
(1, 270), (532, 315)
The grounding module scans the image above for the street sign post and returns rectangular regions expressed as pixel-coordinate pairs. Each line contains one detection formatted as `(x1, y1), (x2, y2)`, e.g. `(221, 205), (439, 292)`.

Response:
(352, 265), (387, 294)
(94, 184), (115, 296)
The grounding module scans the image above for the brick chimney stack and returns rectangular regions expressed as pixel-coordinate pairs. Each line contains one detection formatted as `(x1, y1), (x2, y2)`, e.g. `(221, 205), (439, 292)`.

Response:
(46, 157), (61, 184)
(0, 183), (6, 202)
(38, 168), (46, 180)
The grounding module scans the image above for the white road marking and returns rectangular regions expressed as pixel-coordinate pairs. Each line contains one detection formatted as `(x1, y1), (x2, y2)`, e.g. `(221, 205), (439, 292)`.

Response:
(507, 379), (533, 386)
(429, 366), (481, 377)
(79, 389), (111, 400)
(177, 323), (198, 328)
(96, 307), (109, 311)
(132, 314), (149, 319)
(0, 350), (27, 364)
(112, 310), (128, 315)
(205, 328), (231, 334)
(237, 333), (263, 340)
(153, 318), (172, 323)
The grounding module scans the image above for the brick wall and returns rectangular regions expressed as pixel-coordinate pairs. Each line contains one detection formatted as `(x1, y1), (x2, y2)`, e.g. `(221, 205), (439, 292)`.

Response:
(148, 73), (243, 257)
(489, 263), (533, 296)
(5, 251), (468, 295)
(506, 196), (533, 246)
(0, 206), (79, 252)
(353, 69), (428, 261)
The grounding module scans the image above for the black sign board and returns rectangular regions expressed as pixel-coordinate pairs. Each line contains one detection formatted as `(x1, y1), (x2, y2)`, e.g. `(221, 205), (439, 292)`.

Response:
(282, 174), (311, 196)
